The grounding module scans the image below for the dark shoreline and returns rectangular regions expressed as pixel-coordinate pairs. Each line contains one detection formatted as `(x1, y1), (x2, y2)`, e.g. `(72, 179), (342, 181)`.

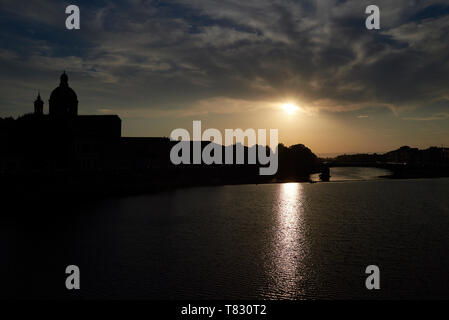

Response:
(1, 166), (449, 205)
(0, 174), (312, 203)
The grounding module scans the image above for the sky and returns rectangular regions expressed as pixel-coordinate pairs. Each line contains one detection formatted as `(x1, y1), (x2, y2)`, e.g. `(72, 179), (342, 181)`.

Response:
(0, 0), (448, 155)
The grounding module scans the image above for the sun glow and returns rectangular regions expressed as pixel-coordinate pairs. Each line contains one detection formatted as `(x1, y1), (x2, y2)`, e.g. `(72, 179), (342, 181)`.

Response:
(281, 103), (300, 115)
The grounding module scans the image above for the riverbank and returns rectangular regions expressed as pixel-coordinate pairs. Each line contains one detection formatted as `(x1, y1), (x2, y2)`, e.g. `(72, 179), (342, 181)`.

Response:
(2, 164), (448, 203)
(0, 171), (314, 205)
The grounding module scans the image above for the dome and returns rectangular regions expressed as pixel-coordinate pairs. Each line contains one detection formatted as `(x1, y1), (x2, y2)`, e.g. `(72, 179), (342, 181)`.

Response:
(49, 85), (78, 102)
(49, 72), (78, 117)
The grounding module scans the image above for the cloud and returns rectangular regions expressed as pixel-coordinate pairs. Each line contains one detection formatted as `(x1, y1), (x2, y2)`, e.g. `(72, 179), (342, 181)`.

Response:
(402, 113), (449, 121)
(1, 0), (449, 123)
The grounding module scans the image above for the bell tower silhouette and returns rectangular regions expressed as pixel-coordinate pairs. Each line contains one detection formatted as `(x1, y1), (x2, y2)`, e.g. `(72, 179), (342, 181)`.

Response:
(34, 92), (44, 115)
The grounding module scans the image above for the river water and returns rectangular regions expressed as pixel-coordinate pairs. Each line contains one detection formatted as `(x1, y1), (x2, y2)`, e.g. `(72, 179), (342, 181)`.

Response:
(2, 168), (449, 299)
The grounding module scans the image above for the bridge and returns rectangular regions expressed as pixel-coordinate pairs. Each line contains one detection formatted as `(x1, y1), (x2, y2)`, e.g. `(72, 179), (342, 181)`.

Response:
(323, 160), (406, 172)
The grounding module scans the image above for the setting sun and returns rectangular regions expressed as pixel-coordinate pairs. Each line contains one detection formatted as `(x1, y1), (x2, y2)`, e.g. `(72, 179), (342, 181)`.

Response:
(281, 103), (300, 115)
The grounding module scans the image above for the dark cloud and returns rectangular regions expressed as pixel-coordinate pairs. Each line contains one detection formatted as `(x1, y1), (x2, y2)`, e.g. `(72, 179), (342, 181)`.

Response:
(0, 0), (449, 124)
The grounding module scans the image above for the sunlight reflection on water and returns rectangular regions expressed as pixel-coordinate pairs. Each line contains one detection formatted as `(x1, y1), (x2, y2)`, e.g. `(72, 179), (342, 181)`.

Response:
(265, 183), (307, 298)
(5, 179), (449, 299)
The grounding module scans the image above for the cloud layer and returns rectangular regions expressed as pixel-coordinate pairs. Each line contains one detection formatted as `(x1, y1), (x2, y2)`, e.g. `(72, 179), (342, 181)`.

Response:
(1, 0), (449, 147)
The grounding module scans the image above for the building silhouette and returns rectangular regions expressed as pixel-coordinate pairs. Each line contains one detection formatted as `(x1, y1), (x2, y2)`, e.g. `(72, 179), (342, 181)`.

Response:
(34, 93), (44, 115)
(49, 71), (78, 117)
(0, 72), (169, 177)
(0, 72), (325, 195)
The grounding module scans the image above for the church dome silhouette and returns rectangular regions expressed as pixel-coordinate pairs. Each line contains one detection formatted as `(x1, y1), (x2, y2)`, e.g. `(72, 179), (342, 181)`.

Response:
(49, 71), (78, 117)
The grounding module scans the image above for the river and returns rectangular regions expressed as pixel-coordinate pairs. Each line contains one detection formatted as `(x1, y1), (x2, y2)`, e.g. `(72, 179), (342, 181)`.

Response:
(2, 168), (449, 299)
